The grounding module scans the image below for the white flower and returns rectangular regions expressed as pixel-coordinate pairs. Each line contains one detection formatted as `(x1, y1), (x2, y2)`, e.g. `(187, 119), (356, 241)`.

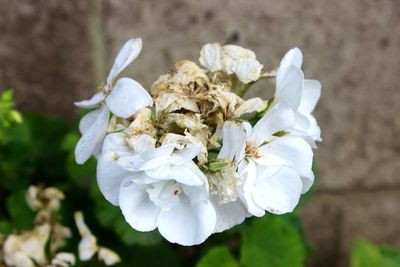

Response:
(119, 175), (216, 246)
(117, 143), (216, 246)
(219, 103), (313, 217)
(274, 48), (322, 143)
(74, 38), (153, 164)
(96, 135), (217, 245)
(199, 43), (263, 83)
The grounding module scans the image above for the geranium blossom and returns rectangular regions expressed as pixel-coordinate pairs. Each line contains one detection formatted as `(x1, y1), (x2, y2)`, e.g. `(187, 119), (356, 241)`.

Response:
(74, 38), (152, 164)
(75, 38), (321, 246)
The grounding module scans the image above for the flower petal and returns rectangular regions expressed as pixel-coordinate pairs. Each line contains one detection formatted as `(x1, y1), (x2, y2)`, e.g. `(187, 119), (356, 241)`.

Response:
(238, 160), (265, 217)
(249, 103), (295, 147)
(253, 166), (302, 214)
(233, 58), (263, 84)
(119, 180), (160, 231)
(299, 79), (321, 113)
(157, 196), (216, 246)
(211, 196), (249, 233)
(218, 121), (246, 162)
(199, 43), (224, 72)
(105, 78), (153, 118)
(258, 136), (313, 178)
(79, 109), (101, 134)
(167, 162), (206, 186)
(301, 170), (315, 194)
(275, 65), (304, 110)
(279, 47), (303, 70)
(74, 92), (106, 109)
(75, 106), (109, 164)
(97, 135), (134, 206)
(106, 38), (142, 86)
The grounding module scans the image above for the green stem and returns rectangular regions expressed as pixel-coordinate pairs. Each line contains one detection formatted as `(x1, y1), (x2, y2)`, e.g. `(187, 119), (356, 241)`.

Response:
(238, 82), (253, 98)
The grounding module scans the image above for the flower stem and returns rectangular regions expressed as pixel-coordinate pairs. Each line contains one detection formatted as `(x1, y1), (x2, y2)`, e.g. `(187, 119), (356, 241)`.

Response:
(238, 82), (253, 98)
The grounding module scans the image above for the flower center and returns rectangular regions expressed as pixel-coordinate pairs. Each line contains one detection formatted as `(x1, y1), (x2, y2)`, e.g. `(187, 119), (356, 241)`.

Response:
(245, 143), (261, 159)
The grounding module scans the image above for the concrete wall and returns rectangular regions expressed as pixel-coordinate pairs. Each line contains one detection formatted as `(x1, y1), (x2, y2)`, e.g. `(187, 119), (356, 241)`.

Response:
(1, 0), (400, 266)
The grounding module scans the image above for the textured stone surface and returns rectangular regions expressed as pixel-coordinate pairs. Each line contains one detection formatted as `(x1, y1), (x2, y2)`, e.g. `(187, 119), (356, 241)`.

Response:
(1, 0), (400, 266)
(300, 191), (400, 267)
(0, 0), (94, 117)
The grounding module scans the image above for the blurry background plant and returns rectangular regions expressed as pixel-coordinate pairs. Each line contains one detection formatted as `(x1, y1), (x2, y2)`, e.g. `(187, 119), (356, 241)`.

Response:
(1, 88), (399, 267)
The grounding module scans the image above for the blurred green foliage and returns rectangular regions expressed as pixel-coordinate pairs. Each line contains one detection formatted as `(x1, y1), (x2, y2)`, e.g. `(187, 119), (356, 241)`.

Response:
(1, 90), (399, 267)
(351, 240), (400, 267)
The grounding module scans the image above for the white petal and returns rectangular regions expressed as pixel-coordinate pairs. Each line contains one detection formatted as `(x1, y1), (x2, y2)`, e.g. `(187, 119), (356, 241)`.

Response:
(233, 58), (263, 84)
(75, 106), (109, 164)
(106, 38), (142, 86)
(238, 160), (265, 217)
(223, 45), (256, 60)
(105, 78), (153, 118)
(79, 109), (101, 134)
(294, 112), (322, 142)
(218, 121), (246, 162)
(167, 162), (205, 186)
(97, 153), (134, 206)
(249, 103), (295, 147)
(101, 132), (130, 154)
(147, 181), (181, 210)
(299, 79), (321, 113)
(253, 166), (302, 214)
(74, 92), (106, 109)
(211, 196), (249, 233)
(118, 144), (175, 172)
(78, 235), (98, 261)
(258, 136), (313, 178)
(119, 180), (160, 231)
(157, 196), (216, 246)
(199, 43), (224, 72)
(170, 143), (202, 165)
(279, 47), (303, 69)
(301, 170), (315, 194)
(275, 65), (304, 110)
(97, 247), (121, 266)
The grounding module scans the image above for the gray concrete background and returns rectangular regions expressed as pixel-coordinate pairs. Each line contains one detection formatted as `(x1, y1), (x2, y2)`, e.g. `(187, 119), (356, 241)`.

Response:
(1, 0), (400, 266)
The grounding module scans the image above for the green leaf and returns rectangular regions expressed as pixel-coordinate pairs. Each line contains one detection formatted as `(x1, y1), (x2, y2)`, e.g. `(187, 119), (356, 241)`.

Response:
(241, 215), (307, 267)
(351, 240), (400, 267)
(208, 161), (230, 172)
(197, 246), (239, 267)
(6, 190), (35, 230)
(0, 220), (12, 234)
(380, 246), (400, 267)
(351, 240), (386, 267)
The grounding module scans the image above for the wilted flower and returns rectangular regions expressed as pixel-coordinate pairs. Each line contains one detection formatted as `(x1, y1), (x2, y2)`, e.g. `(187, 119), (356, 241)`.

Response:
(74, 211), (121, 265)
(75, 38), (322, 246)
(199, 43), (263, 83)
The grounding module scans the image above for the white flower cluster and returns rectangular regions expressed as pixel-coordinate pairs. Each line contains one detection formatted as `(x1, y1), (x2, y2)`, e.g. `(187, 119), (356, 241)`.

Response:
(74, 38), (321, 246)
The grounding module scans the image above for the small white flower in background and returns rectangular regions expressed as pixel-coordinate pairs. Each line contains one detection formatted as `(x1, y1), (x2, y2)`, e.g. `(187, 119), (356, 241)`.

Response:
(74, 211), (121, 265)
(75, 38), (322, 246)
(74, 38), (153, 164)
(49, 252), (76, 267)
(199, 43), (263, 83)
